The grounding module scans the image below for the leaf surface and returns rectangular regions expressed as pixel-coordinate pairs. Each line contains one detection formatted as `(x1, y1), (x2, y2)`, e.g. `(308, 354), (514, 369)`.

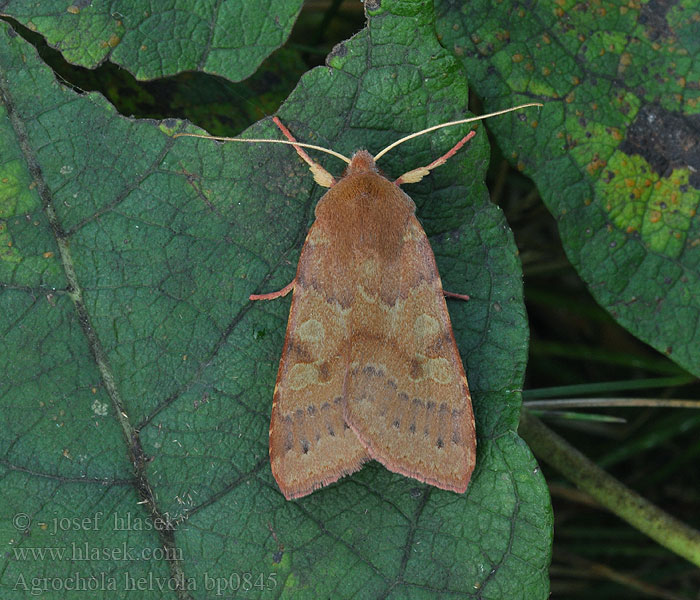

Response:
(0, 2), (551, 597)
(0, 0), (303, 80)
(437, 0), (700, 375)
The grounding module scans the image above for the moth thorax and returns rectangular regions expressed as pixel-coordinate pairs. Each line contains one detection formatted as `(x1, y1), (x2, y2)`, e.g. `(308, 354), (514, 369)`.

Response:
(345, 150), (378, 175)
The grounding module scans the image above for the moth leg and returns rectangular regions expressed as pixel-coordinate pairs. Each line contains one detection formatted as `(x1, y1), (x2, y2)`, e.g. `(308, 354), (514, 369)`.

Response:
(394, 129), (477, 185)
(272, 117), (335, 188)
(250, 280), (295, 301)
(443, 290), (470, 302)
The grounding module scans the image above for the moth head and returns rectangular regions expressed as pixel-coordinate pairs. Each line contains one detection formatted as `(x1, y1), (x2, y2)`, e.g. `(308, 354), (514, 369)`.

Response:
(343, 150), (378, 176)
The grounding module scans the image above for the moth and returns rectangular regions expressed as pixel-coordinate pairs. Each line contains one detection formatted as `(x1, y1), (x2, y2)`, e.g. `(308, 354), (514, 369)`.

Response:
(176, 103), (540, 499)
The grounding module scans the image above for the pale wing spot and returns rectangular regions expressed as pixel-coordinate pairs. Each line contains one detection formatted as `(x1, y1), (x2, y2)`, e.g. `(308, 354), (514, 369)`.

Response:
(306, 227), (330, 246)
(296, 318), (325, 344)
(357, 283), (378, 304)
(408, 355), (454, 384)
(426, 357), (453, 384)
(402, 224), (423, 242)
(387, 296), (407, 332)
(413, 313), (440, 340)
(359, 258), (378, 279)
(287, 363), (320, 390)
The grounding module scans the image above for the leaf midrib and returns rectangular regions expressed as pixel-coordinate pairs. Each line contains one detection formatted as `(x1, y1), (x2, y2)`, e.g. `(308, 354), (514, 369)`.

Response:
(0, 74), (192, 600)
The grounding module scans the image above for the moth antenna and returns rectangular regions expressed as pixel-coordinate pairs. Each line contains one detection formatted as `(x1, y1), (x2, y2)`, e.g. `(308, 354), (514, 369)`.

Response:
(373, 102), (543, 163)
(394, 130), (476, 185)
(174, 120), (350, 189)
(173, 132), (350, 163)
(271, 117), (337, 188)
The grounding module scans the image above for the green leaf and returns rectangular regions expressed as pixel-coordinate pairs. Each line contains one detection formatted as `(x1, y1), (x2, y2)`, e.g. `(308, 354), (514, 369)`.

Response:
(0, 1), (551, 597)
(0, 0), (303, 80)
(436, 0), (700, 376)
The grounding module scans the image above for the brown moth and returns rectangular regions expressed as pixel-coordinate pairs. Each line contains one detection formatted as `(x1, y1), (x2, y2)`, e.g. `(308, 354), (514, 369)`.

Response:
(176, 104), (541, 500)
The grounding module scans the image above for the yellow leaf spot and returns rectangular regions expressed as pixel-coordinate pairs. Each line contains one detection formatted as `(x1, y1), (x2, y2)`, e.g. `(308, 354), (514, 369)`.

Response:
(649, 210), (661, 223)
(108, 34), (121, 48)
(512, 53), (524, 63)
(43, 251), (53, 259)
(67, 5), (80, 14)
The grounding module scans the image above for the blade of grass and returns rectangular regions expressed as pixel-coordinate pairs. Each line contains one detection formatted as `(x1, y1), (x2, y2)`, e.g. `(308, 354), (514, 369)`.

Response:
(518, 410), (700, 568)
(522, 377), (697, 400)
(525, 398), (700, 410)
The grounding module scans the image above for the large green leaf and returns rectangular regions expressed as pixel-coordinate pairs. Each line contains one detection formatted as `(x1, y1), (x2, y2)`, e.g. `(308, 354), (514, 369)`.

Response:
(0, 0), (303, 81)
(0, 1), (551, 597)
(436, 0), (700, 375)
